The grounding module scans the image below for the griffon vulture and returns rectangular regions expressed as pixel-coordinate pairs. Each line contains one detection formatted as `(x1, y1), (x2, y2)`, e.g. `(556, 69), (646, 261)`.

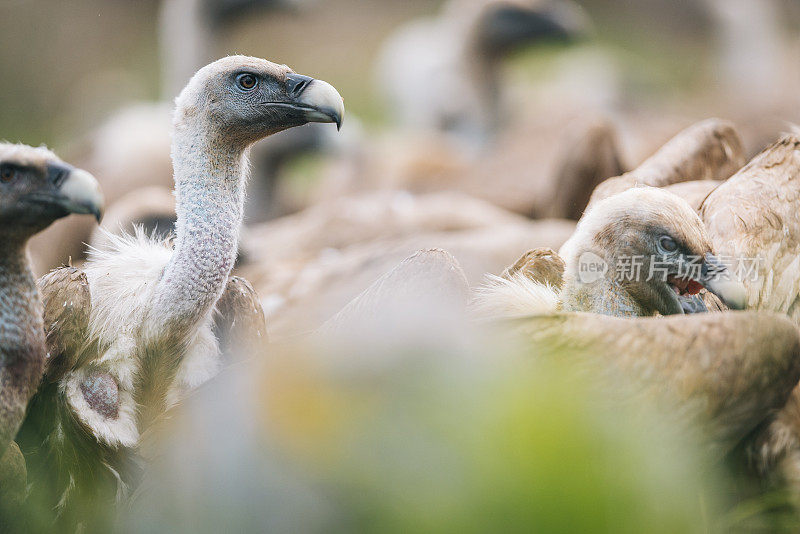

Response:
(16, 57), (343, 525)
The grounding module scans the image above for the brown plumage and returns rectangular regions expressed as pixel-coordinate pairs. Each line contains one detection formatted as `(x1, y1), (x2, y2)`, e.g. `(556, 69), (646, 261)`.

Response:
(38, 266), (93, 383)
(213, 276), (268, 359)
(500, 247), (565, 289)
(693, 135), (800, 499)
(236, 190), (575, 337)
(700, 135), (800, 319)
(314, 115), (624, 220)
(239, 191), (529, 268)
(513, 311), (800, 452)
(239, 204), (575, 338)
(662, 180), (721, 211)
(0, 144), (102, 519)
(319, 249), (470, 336)
(587, 118), (744, 208)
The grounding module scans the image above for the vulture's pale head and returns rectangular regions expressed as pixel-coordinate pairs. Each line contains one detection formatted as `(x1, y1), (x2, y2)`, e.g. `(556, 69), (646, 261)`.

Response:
(559, 187), (746, 316)
(174, 55), (344, 147)
(0, 143), (103, 241)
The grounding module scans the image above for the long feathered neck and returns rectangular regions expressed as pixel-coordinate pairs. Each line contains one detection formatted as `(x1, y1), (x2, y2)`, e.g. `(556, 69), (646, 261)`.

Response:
(148, 118), (247, 340)
(0, 240), (46, 457)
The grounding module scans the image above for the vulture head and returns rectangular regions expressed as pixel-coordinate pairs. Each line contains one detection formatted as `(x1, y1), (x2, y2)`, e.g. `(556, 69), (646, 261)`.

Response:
(559, 187), (746, 316)
(0, 144), (103, 239)
(471, 0), (589, 59)
(175, 55), (344, 147)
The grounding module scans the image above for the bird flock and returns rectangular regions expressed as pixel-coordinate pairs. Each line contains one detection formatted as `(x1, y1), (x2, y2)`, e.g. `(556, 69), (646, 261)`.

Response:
(3, 0), (800, 530)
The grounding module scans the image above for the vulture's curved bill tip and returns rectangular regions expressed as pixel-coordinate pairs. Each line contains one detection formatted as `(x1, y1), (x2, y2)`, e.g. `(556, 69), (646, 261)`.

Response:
(290, 74), (344, 130)
(56, 167), (105, 222)
(700, 253), (747, 311)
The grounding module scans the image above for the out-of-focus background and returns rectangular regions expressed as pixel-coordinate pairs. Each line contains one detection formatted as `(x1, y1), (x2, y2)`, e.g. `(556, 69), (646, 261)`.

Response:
(3, 0), (799, 147)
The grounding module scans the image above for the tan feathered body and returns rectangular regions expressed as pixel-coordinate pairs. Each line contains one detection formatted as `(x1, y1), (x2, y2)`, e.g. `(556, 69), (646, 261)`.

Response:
(701, 136), (800, 320)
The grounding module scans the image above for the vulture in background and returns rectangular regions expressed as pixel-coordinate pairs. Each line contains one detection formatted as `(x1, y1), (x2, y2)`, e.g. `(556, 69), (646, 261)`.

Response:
(313, 0), (609, 221)
(313, 112), (625, 220)
(0, 144), (102, 522)
(27, 0), (334, 276)
(15, 57), (343, 529)
(234, 191), (576, 337)
(376, 0), (589, 146)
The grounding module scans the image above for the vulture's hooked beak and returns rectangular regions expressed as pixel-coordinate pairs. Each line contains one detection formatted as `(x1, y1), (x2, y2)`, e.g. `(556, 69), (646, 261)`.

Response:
(46, 164), (104, 222)
(666, 253), (747, 313)
(699, 253), (747, 310)
(286, 73), (344, 130)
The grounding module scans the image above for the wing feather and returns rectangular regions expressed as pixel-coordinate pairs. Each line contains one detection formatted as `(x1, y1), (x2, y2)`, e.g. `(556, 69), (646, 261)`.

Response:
(700, 135), (800, 321)
(37, 266), (93, 383)
(588, 118), (744, 207)
(213, 276), (268, 361)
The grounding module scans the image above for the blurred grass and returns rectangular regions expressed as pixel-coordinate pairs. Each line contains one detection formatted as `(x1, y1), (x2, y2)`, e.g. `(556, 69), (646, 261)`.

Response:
(250, 338), (732, 533)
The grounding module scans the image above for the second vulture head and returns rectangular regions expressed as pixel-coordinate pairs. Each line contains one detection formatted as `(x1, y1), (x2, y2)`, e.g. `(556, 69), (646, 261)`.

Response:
(559, 187), (747, 316)
(0, 144), (103, 241)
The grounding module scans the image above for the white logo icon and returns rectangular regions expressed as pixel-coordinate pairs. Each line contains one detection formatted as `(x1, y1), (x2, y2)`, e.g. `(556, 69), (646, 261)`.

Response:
(577, 251), (608, 284)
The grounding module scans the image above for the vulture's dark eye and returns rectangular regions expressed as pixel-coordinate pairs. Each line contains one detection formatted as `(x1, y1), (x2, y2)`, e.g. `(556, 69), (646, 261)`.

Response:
(658, 236), (678, 253)
(236, 73), (258, 91)
(0, 166), (15, 183)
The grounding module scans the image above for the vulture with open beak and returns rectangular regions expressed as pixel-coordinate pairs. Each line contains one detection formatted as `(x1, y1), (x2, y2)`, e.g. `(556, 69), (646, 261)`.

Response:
(475, 187), (746, 319)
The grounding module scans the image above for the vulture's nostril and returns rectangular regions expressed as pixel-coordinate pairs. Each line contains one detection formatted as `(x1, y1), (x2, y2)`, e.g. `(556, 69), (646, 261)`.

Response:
(286, 73), (313, 98)
(47, 163), (72, 188)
